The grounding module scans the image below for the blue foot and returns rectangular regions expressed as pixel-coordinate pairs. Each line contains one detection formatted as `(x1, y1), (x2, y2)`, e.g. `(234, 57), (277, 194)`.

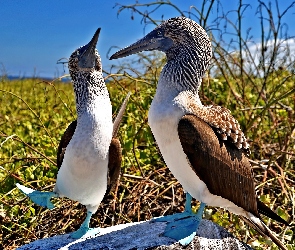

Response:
(16, 183), (58, 209)
(71, 227), (100, 239)
(70, 211), (99, 239)
(154, 193), (206, 246)
(163, 216), (199, 244)
(163, 214), (204, 245)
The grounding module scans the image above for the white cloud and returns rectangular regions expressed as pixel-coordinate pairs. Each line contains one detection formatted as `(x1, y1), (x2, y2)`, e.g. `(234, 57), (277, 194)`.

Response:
(211, 38), (295, 77)
(244, 38), (295, 74)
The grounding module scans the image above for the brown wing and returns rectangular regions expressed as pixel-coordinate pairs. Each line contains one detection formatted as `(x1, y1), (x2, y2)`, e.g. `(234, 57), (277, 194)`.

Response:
(203, 105), (249, 152)
(178, 114), (289, 227)
(105, 93), (129, 194)
(56, 120), (77, 169)
(178, 114), (258, 216)
(106, 138), (122, 194)
(188, 97), (249, 153)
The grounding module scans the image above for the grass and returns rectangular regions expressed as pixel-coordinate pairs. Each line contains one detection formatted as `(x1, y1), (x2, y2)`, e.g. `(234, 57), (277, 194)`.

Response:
(0, 76), (174, 248)
(0, 63), (294, 249)
(1, 1), (295, 248)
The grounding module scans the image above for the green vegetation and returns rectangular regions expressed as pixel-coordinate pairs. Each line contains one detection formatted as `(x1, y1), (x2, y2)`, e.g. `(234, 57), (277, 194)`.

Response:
(1, 0), (295, 249)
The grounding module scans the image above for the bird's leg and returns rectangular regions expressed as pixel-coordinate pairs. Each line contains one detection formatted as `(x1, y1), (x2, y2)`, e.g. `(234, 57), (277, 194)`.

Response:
(71, 211), (92, 239)
(152, 192), (206, 245)
(184, 192), (193, 213)
(16, 183), (58, 209)
(70, 211), (100, 239)
(152, 192), (195, 223)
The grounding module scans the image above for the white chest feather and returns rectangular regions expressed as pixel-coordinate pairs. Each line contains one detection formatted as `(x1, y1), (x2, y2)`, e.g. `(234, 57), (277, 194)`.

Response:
(55, 98), (112, 210)
(149, 90), (206, 199)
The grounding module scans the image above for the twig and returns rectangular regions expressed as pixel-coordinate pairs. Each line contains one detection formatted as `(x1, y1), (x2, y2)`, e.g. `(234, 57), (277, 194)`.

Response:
(0, 132), (56, 166)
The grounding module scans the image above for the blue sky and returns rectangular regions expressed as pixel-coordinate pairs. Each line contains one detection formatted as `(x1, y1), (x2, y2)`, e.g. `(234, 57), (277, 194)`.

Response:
(1, 0), (294, 78)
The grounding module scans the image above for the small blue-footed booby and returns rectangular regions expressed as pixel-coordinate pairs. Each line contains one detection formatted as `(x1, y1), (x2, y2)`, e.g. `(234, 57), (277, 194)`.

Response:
(110, 17), (288, 249)
(16, 28), (130, 239)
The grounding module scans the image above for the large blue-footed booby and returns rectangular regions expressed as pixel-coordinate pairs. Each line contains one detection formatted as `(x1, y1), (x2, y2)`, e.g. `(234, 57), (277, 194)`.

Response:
(16, 28), (130, 239)
(110, 17), (288, 249)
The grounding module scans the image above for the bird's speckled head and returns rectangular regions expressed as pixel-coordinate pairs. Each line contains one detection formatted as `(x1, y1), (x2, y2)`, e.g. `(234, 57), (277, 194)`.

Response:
(68, 28), (102, 79)
(111, 17), (212, 91)
(110, 17), (212, 63)
(67, 28), (109, 114)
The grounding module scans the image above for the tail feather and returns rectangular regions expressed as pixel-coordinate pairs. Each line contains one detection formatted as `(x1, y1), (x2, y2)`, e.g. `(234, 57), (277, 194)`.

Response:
(242, 213), (287, 250)
(257, 199), (289, 226)
(112, 92), (131, 138)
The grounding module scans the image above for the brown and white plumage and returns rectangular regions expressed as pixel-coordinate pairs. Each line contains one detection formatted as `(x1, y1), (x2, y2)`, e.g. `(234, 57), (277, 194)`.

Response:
(56, 92), (130, 194)
(57, 129), (123, 196)
(110, 17), (288, 249)
(178, 115), (288, 249)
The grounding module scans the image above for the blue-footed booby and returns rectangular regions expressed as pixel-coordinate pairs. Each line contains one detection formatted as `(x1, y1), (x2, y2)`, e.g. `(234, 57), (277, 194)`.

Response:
(16, 28), (130, 239)
(110, 17), (288, 249)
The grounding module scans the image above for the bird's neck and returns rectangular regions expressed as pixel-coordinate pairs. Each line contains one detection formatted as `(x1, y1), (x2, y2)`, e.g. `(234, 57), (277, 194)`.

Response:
(72, 71), (109, 115)
(161, 46), (208, 95)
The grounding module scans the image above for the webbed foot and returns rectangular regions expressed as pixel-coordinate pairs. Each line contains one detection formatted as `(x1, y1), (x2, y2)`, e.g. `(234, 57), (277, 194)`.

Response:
(71, 227), (100, 239)
(16, 183), (58, 209)
(152, 210), (194, 223)
(162, 215), (202, 245)
(153, 193), (206, 246)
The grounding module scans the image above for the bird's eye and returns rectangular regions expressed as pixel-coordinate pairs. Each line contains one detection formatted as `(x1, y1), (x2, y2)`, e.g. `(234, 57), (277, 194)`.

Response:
(157, 30), (162, 36)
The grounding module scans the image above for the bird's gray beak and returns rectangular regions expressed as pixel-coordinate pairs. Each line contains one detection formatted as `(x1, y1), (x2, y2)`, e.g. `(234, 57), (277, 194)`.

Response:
(110, 28), (173, 60)
(78, 28), (101, 68)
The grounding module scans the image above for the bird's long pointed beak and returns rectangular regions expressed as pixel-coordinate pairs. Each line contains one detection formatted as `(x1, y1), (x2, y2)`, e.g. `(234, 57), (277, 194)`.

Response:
(78, 28), (101, 68)
(110, 36), (156, 60)
(110, 29), (173, 60)
(84, 28), (100, 54)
